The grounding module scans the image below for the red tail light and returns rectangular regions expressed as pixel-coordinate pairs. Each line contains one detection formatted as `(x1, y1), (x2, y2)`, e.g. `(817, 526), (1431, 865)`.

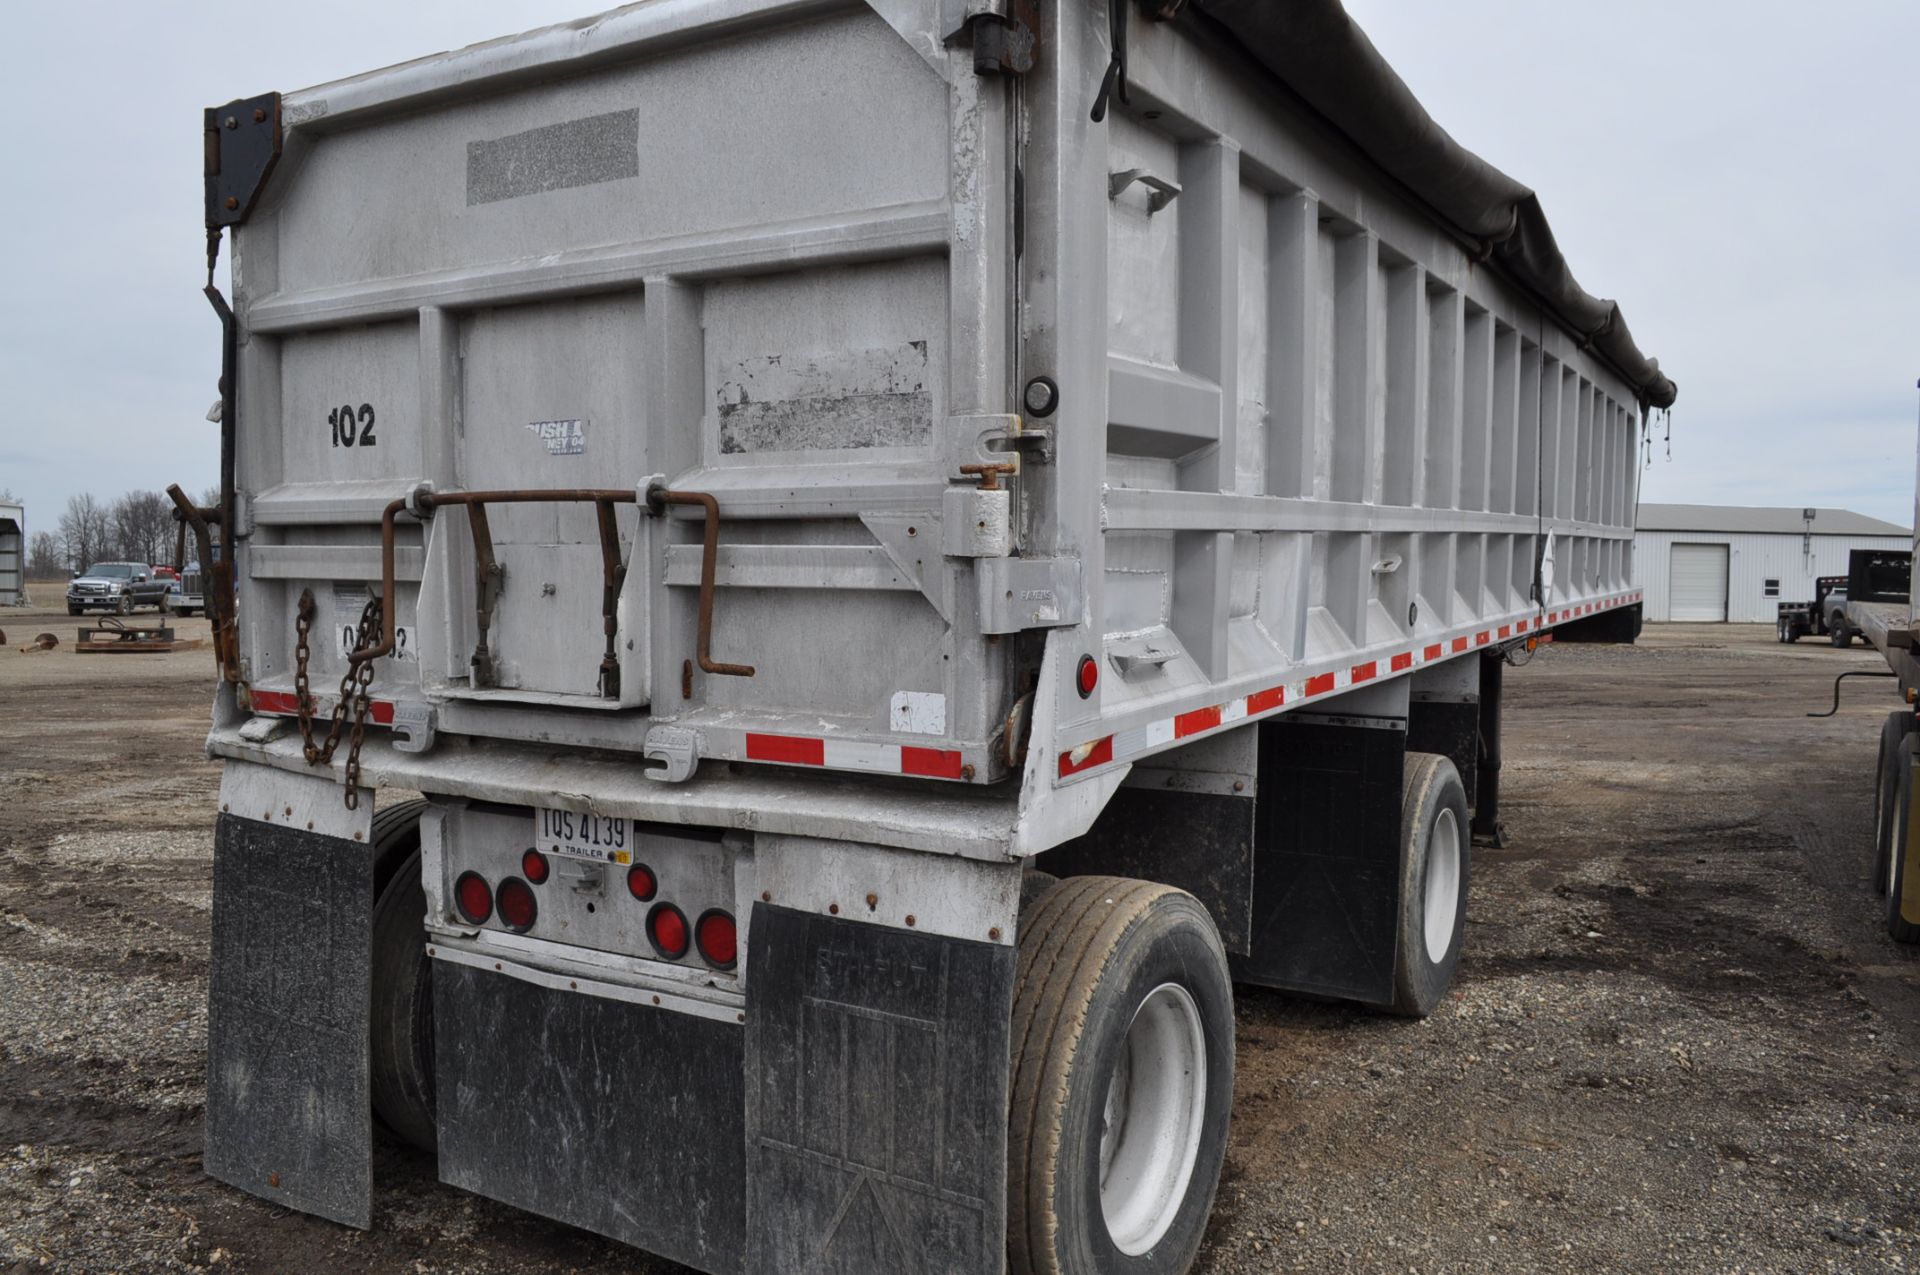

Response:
(454, 871), (493, 925)
(648, 903), (689, 959)
(1076, 654), (1099, 698)
(695, 910), (738, 969)
(626, 863), (657, 902)
(496, 877), (538, 933)
(521, 848), (550, 884)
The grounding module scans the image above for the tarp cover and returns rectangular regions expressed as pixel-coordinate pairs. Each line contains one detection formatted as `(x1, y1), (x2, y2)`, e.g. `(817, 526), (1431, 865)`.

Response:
(1190, 0), (1677, 408)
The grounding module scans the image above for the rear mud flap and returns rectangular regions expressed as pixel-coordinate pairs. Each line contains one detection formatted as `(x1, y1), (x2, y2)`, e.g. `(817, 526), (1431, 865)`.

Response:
(204, 810), (373, 1228)
(746, 906), (1015, 1275)
(434, 963), (748, 1274)
(1235, 717), (1405, 1004)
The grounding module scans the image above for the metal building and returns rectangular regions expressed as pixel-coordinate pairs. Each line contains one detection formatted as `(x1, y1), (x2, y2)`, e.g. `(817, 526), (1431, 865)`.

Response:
(0, 501), (25, 607)
(1633, 503), (1909, 623)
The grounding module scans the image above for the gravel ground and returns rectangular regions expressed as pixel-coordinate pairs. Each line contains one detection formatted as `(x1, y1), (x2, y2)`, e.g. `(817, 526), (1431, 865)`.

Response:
(5, 582), (1920, 1274)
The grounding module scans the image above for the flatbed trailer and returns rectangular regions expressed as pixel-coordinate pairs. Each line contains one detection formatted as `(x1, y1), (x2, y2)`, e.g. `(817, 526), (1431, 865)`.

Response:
(1778, 573), (1848, 644)
(186, 3), (1677, 1271)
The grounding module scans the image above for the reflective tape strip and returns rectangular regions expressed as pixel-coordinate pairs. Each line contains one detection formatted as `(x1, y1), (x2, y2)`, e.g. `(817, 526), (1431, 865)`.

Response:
(1056, 590), (1643, 782)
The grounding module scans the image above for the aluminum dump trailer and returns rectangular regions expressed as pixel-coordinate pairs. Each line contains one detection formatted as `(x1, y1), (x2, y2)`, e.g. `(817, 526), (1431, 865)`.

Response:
(190, 2), (1675, 1271)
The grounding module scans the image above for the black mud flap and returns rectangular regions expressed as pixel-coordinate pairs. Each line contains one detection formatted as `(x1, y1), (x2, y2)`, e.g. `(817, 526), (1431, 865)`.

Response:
(746, 907), (1015, 1275)
(1235, 717), (1405, 1005)
(204, 813), (373, 1228)
(435, 962), (747, 1275)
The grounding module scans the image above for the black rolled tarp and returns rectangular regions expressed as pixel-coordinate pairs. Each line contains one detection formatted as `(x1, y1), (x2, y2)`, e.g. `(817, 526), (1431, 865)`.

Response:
(1187, 0), (1677, 409)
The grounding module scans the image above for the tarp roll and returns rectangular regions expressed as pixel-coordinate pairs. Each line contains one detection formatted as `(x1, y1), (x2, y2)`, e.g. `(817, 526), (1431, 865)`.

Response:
(1187, 0), (1677, 409)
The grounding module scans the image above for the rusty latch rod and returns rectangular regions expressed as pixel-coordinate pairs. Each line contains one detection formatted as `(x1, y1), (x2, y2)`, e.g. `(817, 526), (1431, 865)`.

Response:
(959, 461), (1018, 491)
(646, 485), (755, 678)
(164, 484), (241, 686)
(360, 490), (640, 698)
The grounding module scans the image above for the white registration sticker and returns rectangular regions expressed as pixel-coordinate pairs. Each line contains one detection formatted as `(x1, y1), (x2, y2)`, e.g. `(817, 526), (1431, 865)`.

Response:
(536, 807), (632, 866)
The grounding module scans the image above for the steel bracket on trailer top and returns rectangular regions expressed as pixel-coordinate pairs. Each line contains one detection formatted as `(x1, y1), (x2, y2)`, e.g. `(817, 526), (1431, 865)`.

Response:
(204, 92), (282, 230)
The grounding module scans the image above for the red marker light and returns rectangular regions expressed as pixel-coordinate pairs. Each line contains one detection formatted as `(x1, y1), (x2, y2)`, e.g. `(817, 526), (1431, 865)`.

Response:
(648, 903), (690, 960)
(496, 878), (538, 933)
(454, 871), (493, 925)
(695, 910), (738, 969)
(521, 848), (550, 885)
(1076, 654), (1099, 698)
(627, 864), (658, 902)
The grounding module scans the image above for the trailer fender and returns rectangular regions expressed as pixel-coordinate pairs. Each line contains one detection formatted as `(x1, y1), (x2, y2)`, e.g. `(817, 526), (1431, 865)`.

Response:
(204, 762), (375, 1228)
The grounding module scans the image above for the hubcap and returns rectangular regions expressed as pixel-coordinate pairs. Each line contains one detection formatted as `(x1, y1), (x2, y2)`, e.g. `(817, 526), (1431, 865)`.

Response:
(1099, 982), (1207, 1256)
(1423, 807), (1462, 963)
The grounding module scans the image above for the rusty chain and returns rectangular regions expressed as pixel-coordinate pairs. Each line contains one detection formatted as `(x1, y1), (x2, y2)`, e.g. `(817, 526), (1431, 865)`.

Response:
(293, 588), (383, 810)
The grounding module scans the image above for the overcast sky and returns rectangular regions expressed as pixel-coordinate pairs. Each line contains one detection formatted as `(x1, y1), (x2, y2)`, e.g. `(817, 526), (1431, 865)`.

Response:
(2, 2), (1915, 535)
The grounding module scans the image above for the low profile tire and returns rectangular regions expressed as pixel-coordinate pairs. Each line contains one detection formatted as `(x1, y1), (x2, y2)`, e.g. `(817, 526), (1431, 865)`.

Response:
(369, 800), (436, 1152)
(1008, 877), (1233, 1275)
(1873, 711), (1917, 895)
(1391, 752), (1473, 1017)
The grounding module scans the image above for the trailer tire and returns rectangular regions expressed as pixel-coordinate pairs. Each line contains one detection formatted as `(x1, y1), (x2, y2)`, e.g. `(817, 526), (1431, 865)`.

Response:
(369, 800), (436, 1153)
(1885, 738), (1920, 944)
(1391, 752), (1473, 1017)
(1021, 869), (1062, 919)
(1008, 877), (1233, 1275)
(1873, 711), (1917, 895)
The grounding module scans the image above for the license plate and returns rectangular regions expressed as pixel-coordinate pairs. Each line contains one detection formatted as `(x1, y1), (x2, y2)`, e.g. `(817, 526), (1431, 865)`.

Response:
(535, 807), (632, 866)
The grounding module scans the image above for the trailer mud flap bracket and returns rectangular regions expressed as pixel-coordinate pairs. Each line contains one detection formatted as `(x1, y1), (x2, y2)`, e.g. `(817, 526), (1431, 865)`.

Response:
(746, 906), (1015, 1275)
(203, 764), (374, 1229)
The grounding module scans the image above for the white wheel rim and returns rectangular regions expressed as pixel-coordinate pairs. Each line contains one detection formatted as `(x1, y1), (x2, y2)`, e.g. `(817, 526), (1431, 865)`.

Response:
(1423, 807), (1462, 964)
(1099, 982), (1207, 1256)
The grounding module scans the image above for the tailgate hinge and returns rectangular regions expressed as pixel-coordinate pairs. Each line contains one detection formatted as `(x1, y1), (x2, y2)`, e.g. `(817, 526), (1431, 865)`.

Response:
(960, 9), (1036, 76)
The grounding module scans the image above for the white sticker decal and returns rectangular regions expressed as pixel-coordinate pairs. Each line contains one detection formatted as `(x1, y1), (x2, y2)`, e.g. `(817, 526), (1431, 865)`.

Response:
(333, 587), (415, 663)
(890, 691), (947, 735)
(526, 418), (587, 455)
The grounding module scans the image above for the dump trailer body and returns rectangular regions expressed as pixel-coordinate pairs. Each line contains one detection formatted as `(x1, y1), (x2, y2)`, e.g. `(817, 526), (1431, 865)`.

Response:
(197, 2), (1671, 1270)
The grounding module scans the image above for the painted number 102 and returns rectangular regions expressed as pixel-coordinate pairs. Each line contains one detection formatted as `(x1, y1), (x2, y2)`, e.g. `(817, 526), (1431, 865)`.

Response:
(329, 403), (377, 447)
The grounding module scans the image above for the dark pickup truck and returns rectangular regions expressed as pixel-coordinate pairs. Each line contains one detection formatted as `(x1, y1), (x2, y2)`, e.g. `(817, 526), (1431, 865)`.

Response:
(65, 561), (172, 615)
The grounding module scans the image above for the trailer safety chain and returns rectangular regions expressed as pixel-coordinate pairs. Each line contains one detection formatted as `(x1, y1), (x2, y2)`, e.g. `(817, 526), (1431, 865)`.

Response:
(294, 588), (383, 808)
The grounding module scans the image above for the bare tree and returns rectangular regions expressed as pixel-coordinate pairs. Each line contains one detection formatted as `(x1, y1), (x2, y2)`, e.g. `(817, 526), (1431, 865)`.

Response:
(58, 493), (109, 572)
(28, 532), (61, 579)
(109, 490), (174, 565)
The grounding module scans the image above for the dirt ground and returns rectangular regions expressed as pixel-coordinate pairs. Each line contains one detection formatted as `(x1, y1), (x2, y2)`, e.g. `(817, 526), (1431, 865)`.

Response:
(5, 581), (1919, 1274)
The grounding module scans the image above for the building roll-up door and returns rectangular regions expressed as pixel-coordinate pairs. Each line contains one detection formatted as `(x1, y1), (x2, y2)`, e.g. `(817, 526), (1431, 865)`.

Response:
(1669, 542), (1730, 622)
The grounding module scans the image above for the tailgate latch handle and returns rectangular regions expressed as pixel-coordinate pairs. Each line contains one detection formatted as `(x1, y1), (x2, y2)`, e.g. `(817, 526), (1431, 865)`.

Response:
(647, 485), (755, 679)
